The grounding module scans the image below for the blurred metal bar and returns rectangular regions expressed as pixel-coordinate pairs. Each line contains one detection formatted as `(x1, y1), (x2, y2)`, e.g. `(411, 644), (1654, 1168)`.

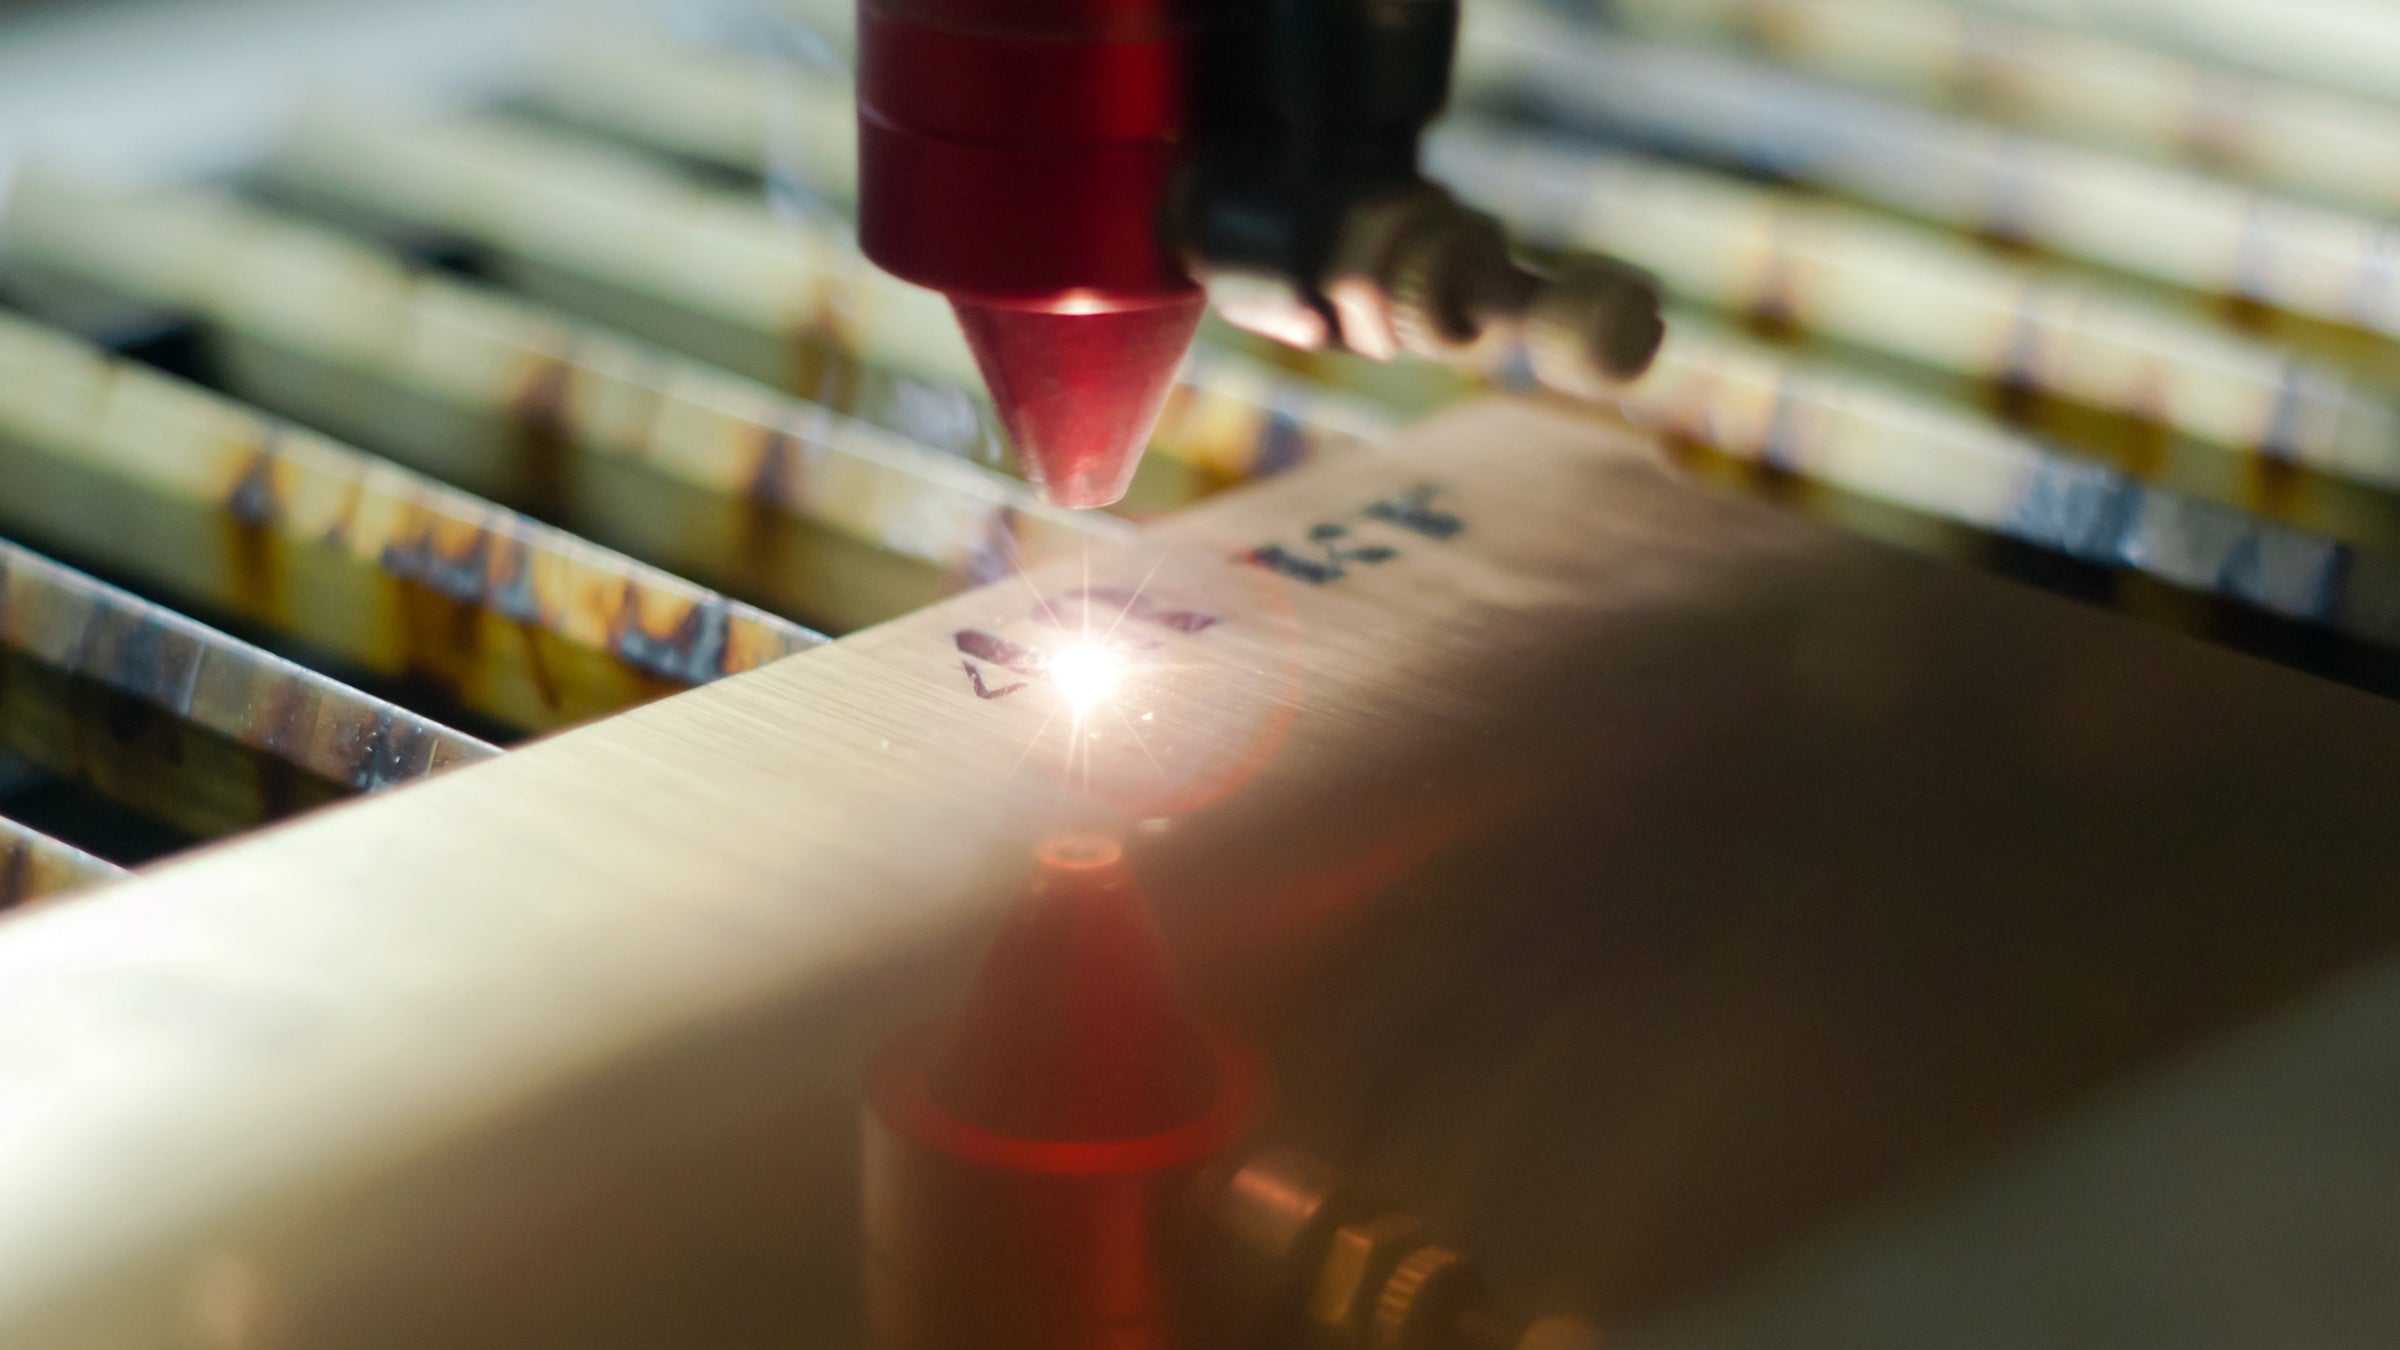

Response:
(1957, 0), (2400, 108)
(0, 169), (1121, 634)
(258, 99), (1392, 506)
(0, 815), (125, 910)
(266, 97), (976, 400)
(1587, 315), (2400, 648)
(1434, 123), (2400, 548)
(1463, 7), (2400, 367)
(0, 313), (820, 734)
(1592, 0), (2400, 219)
(0, 539), (495, 841)
(532, 23), (861, 206)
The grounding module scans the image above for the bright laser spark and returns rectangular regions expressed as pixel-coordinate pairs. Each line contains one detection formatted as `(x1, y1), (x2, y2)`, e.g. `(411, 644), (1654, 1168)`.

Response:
(1048, 641), (1125, 714)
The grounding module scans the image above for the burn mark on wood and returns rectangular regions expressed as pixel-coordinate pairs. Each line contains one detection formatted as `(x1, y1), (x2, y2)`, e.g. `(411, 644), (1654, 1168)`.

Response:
(961, 660), (1028, 701)
(955, 629), (1047, 676)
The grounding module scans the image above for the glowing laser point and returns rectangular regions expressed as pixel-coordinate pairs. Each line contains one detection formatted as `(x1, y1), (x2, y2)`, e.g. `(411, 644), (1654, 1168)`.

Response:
(1048, 641), (1124, 714)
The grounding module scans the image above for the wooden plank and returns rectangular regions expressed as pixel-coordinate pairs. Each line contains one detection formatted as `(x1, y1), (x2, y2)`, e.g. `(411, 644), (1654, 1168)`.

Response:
(0, 400), (2395, 1347)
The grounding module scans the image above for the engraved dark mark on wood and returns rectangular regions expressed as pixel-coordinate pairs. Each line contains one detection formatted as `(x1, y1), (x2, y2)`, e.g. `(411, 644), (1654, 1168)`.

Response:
(1365, 485), (1464, 540)
(956, 629), (1047, 676)
(1049, 587), (1220, 635)
(1244, 484), (1463, 586)
(962, 660), (1028, 701)
(1248, 526), (1397, 586)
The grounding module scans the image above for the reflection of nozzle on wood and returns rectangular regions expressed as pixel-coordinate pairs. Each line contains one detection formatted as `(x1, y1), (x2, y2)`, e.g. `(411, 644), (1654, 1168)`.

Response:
(861, 835), (1259, 1350)
(1196, 1149), (1605, 1350)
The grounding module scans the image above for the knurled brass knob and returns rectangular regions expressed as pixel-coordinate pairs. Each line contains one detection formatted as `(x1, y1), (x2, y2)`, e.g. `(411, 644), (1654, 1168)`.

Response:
(1308, 1213), (1432, 1344)
(1370, 1243), (1485, 1350)
(1523, 260), (1665, 398)
(1387, 213), (1530, 367)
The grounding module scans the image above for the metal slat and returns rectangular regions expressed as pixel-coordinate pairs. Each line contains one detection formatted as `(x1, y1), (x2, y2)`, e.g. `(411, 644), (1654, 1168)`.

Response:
(1959, 0), (2400, 109)
(0, 313), (820, 734)
(0, 169), (1124, 634)
(1596, 0), (2400, 220)
(1463, 7), (2400, 377)
(0, 814), (126, 909)
(1587, 315), (2400, 648)
(0, 539), (496, 841)
(1432, 123), (2400, 547)
(256, 100), (1392, 508)
(532, 23), (862, 207)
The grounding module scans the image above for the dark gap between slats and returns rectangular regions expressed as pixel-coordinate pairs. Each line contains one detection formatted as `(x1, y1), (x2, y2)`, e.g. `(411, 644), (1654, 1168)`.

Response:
(0, 753), (199, 868)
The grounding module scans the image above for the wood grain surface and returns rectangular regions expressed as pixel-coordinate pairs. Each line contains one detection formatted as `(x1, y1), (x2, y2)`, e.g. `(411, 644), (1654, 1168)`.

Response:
(0, 399), (2395, 1349)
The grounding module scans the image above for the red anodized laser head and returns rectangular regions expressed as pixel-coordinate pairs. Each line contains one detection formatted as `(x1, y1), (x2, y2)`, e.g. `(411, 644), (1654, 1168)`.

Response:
(856, 0), (1206, 509)
(862, 834), (1259, 1350)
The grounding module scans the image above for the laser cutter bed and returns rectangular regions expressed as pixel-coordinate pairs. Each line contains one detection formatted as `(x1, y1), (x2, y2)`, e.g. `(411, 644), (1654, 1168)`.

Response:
(4, 1), (2400, 1347)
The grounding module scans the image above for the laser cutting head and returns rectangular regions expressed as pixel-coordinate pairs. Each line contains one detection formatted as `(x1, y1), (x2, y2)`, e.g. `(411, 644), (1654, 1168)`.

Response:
(855, 0), (1205, 509)
(855, 0), (1666, 510)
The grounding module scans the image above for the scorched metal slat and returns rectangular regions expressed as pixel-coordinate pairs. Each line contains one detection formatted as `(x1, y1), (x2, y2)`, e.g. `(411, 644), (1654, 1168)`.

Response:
(0, 814), (126, 909)
(0, 539), (496, 841)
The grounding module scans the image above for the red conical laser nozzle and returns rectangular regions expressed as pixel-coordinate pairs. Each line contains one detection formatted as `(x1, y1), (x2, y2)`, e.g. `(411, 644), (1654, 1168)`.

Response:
(862, 834), (1259, 1350)
(927, 833), (1220, 1139)
(954, 297), (1207, 510)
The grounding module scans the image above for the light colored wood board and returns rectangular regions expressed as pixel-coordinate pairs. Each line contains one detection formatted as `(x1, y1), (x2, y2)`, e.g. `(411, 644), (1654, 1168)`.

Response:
(0, 401), (2396, 1347)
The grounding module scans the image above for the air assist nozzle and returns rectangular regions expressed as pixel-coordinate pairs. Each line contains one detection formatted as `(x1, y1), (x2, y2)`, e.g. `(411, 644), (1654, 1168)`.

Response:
(953, 297), (1206, 510)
